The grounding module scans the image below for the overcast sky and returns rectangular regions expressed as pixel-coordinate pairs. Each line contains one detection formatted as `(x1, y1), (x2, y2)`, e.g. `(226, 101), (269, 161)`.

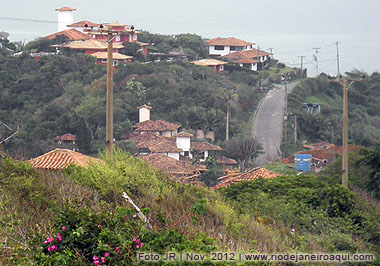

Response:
(2, 0), (380, 74)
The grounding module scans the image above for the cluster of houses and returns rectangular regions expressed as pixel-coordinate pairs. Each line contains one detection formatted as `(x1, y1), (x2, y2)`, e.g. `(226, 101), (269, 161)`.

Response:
(33, 7), (273, 71)
(31, 104), (237, 181)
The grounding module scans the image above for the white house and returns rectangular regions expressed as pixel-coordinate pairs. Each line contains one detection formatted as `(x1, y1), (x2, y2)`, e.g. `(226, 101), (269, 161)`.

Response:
(222, 49), (272, 71)
(174, 132), (193, 157)
(206, 37), (254, 57)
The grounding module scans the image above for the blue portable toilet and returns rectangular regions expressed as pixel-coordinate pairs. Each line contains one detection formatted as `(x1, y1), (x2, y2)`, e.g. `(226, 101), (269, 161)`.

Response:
(295, 154), (312, 171)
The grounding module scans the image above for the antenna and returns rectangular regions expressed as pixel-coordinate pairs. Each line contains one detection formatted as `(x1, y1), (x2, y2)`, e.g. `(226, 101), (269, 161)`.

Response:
(312, 47), (321, 76)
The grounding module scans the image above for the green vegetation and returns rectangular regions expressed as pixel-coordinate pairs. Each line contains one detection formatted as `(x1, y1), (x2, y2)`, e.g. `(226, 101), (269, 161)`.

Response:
(286, 72), (380, 148)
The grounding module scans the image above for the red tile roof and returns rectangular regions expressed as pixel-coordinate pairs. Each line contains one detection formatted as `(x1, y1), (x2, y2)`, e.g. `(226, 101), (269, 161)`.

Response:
(141, 153), (196, 175)
(134, 120), (181, 132)
(130, 132), (182, 153)
(63, 40), (124, 50)
(207, 37), (254, 47)
(53, 133), (76, 141)
(67, 20), (100, 27)
(217, 156), (237, 165)
(55, 7), (76, 11)
(215, 167), (281, 188)
(191, 142), (222, 151)
(222, 49), (271, 64)
(45, 29), (90, 41)
(173, 132), (193, 137)
(29, 149), (100, 170)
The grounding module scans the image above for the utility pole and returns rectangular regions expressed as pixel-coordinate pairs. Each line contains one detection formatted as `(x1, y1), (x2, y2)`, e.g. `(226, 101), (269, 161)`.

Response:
(106, 31), (114, 157)
(312, 47), (321, 76)
(85, 24), (117, 157)
(335, 41), (340, 77)
(257, 45), (262, 88)
(294, 115), (297, 144)
(283, 77), (288, 143)
(298, 56), (306, 78)
(342, 78), (348, 188)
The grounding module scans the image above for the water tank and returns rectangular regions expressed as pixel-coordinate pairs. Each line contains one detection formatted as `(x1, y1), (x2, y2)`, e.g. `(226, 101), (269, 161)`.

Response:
(295, 154), (312, 171)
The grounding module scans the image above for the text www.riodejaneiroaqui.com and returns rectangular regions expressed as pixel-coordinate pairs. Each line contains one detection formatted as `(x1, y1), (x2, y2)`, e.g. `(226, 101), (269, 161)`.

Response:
(137, 252), (375, 263)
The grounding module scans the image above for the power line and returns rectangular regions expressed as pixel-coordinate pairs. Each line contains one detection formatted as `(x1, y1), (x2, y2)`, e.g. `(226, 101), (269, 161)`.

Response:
(0, 16), (56, 24)
(312, 47), (321, 76)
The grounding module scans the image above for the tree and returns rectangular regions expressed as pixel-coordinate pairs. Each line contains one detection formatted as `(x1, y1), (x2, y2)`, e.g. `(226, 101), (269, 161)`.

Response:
(223, 137), (263, 171)
(360, 143), (380, 199)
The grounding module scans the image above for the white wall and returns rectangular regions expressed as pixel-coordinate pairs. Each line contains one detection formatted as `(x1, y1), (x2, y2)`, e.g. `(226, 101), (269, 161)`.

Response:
(208, 45), (230, 56)
(162, 152), (180, 160)
(57, 11), (74, 32)
(176, 136), (190, 153)
(139, 107), (150, 122)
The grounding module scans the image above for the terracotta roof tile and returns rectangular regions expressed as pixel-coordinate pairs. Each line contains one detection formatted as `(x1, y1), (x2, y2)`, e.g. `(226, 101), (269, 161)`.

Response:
(53, 133), (76, 141)
(191, 141), (221, 151)
(29, 149), (100, 170)
(130, 132), (182, 153)
(192, 59), (228, 66)
(67, 20), (100, 27)
(173, 132), (193, 137)
(134, 120), (181, 131)
(215, 167), (281, 188)
(56, 7), (76, 11)
(137, 104), (152, 109)
(222, 49), (271, 64)
(45, 29), (90, 41)
(217, 156), (237, 165)
(63, 40), (124, 50)
(207, 37), (254, 47)
(90, 52), (132, 60)
(141, 153), (196, 175)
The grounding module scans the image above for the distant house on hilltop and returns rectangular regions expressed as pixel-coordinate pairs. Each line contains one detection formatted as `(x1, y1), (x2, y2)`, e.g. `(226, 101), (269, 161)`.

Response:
(222, 48), (272, 71)
(206, 37), (255, 57)
(53, 133), (76, 145)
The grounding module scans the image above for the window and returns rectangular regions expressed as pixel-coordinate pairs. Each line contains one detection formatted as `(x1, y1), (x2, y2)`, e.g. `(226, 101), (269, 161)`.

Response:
(214, 46), (224, 50)
(116, 35), (121, 42)
(220, 65), (224, 70)
(113, 60), (119, 66)
(101, 59), (107, 63)
(184, 151), (189, 157)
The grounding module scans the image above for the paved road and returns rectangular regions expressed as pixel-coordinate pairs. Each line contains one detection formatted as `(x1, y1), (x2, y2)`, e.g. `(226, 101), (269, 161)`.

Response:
(253, 84), (296, 165)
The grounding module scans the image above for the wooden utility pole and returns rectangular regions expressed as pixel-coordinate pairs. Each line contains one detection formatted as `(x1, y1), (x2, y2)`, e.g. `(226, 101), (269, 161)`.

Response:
(335, 41), (340, 77)
(294, 115), (297, 144)
(298, 56), (306, 78)
(106, 32), (114, 156)
(284, 79), (288, 143)
(342, 78), (348, 188)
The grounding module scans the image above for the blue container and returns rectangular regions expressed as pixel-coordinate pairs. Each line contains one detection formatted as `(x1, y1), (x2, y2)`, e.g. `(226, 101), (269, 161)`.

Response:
(294, 154), (312, 171)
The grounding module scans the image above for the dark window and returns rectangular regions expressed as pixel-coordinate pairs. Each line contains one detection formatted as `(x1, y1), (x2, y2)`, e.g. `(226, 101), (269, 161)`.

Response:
(214, 46), (224, 50)
(184, 151), (189, 157)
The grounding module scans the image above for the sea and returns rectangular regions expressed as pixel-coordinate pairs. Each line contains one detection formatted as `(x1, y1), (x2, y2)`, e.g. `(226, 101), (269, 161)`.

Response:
(1, 0), (379, 76)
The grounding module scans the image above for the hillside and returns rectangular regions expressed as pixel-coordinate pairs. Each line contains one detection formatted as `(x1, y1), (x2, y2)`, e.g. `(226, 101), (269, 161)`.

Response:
(286, 72), (380, 150)
(1, 150), (380, 265)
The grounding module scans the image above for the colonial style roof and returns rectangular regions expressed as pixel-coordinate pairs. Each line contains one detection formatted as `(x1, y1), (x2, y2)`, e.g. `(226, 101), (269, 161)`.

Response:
(217, 156), (237, 165)
(29, 149), (100, 170)
(207, 37), (254, 47)
(53, 133), (76, 141)
(215, 167), (281, 188)
(56, 7), (76, 11)
(63, 40), (124, 50)
(222, 49), (271, 64)
(192, 59), (228, 66)
(90, 52), (132, 60)
(173, 132), (193, 137)
(141, 153), (196, 175)
(67, 20), (100, 28)
(191, 142), (222, 151)
(137, 104), (152, 109)
(134, 120), (181, 132)
(45, 29), (90, 41)
(130, 132), (182, 153)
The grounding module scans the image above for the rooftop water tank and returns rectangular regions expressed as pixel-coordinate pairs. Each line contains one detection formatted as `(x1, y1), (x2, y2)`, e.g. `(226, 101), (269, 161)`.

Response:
(295, 154), (312, 171)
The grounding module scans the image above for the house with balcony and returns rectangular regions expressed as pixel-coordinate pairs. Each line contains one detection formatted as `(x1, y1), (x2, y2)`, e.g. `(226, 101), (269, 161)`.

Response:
(222, 48), (272, 71)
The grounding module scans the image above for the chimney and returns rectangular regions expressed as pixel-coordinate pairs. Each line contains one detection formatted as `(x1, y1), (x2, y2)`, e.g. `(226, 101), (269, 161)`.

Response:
(56, 7), (76, 32)
(137, 104), (152, 123)
(174, 132), (193, 156)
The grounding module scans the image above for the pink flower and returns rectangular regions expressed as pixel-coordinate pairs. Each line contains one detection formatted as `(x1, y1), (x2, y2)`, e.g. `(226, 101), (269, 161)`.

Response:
(97, 224), (102, 228)
(132, 238), (136, 242)
(93, 261), (99, 266)
(52, 245), (58, 251)
(57, 233), (62, 242)
(93, 256), (99, 261)
(101, 257), (105, 263)
(43, 240), (49, 245)
(104, 252), (110, 257)
(140, 243), (144, 247)
(136, 245), (140, 249)
(47, 237), (54, 243)
(48, 246), (52, 252)
(136, 239), (140, 244)
(115, 247), (119, 253)
(62, 226), (66, 231)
